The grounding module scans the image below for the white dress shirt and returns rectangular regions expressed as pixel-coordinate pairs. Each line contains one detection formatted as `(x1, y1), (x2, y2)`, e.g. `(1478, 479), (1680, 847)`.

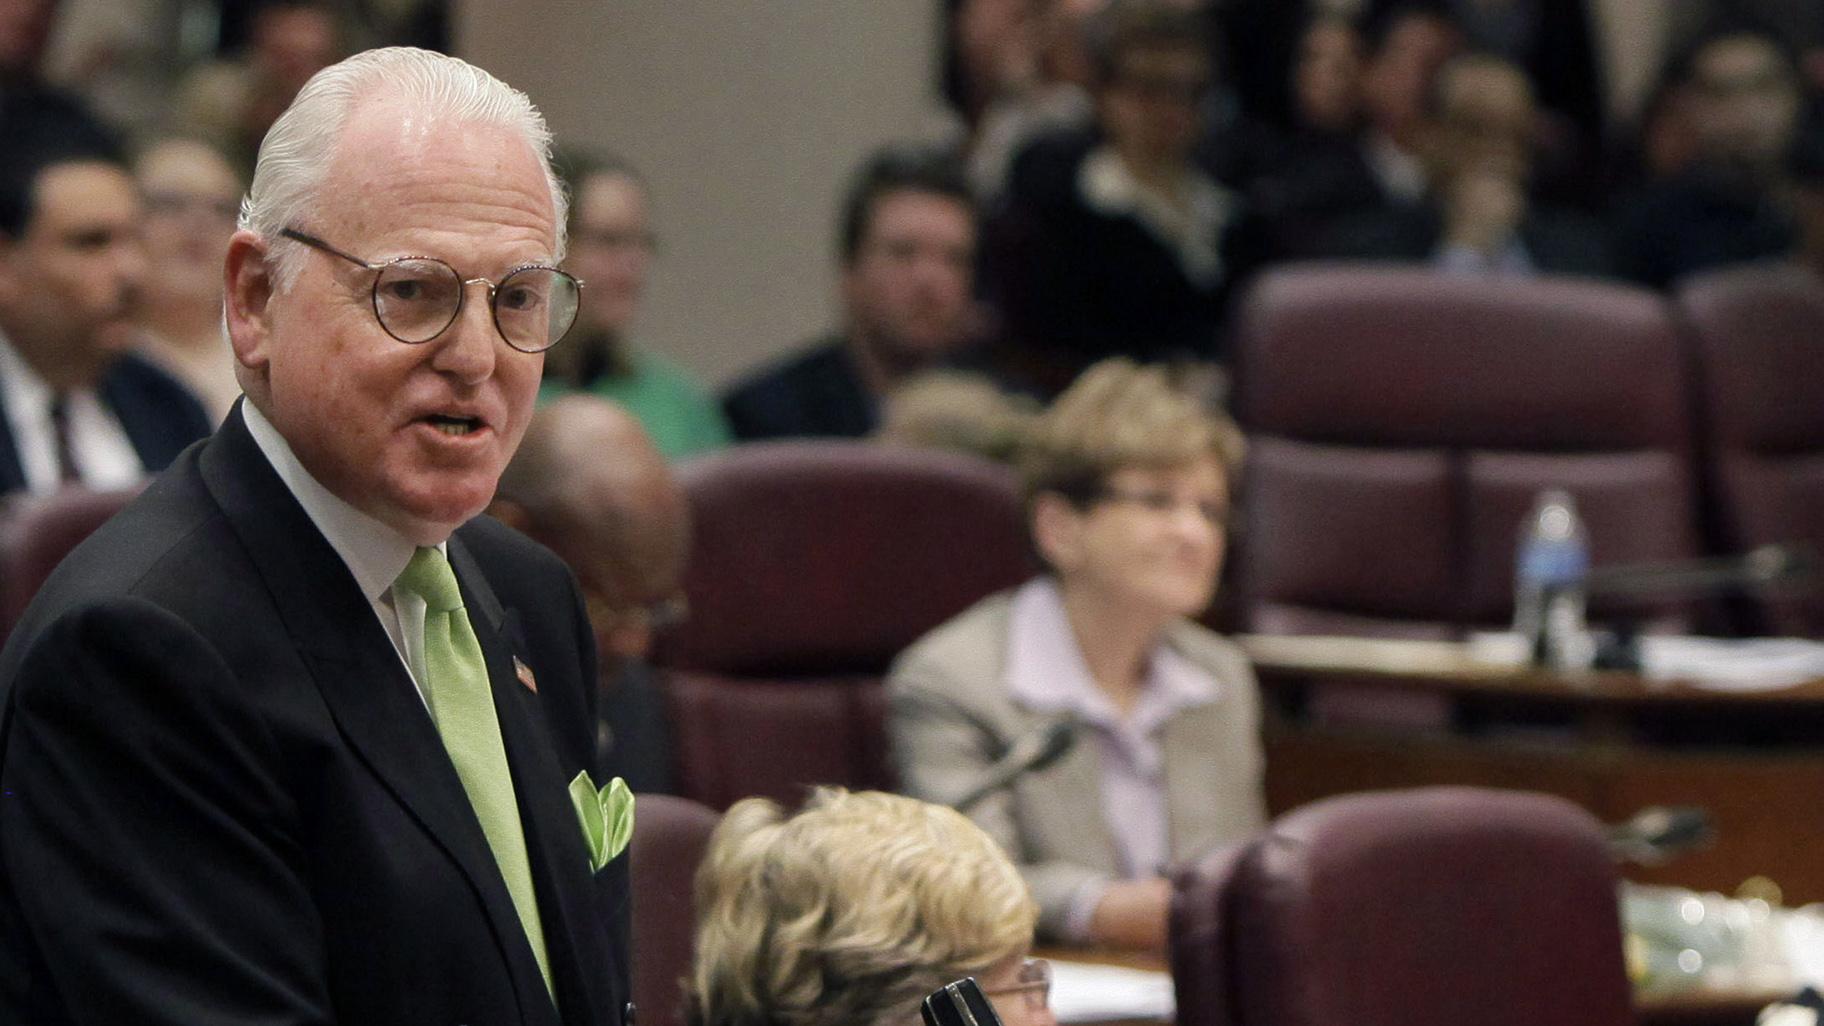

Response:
(241, 401), (438, 707)
(0, 331), (144, 494)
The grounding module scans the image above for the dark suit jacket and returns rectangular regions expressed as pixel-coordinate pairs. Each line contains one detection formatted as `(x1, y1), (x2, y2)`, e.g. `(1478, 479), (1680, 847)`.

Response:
(0, 407), (631, 1026)
(1318, 198), (1614, 278)
(720, 338), (876, 441)
(0, 351), (213, 494)
(984, 132), (1265, 395)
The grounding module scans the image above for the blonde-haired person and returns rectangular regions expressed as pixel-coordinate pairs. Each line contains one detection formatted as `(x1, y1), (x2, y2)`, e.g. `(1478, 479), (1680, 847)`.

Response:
(889, 358), (1264, 951)
(690, 789), (1055, 1026)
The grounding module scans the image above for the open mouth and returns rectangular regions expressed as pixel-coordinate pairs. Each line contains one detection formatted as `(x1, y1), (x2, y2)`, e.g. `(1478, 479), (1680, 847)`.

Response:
(422, 413), (485, 437)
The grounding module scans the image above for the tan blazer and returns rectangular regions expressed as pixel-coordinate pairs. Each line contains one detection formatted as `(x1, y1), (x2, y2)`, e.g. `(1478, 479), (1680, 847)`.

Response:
(887, 589), (1266, 940)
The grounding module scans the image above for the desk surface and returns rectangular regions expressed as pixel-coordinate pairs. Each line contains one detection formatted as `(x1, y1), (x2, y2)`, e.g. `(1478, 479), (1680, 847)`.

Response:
(1037, 946), (1777, 1026)
(1237, 634), (1824, 708)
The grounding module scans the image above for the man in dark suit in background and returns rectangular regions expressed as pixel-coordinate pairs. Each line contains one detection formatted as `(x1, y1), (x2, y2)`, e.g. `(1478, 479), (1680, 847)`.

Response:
(0, 121), (212, 494)
(721, 144), (980, 440)
(0, 47), (631, 1026)
(1315, 52), (1611, 277)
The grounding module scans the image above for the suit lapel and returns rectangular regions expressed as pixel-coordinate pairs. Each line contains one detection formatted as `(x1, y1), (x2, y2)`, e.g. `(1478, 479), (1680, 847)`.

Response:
(198, 409), (558, 1026)
(450, 538), (619, 1026)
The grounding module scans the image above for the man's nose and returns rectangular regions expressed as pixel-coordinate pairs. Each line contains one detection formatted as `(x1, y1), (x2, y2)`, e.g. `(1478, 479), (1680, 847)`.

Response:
(430, 280), (502, 382)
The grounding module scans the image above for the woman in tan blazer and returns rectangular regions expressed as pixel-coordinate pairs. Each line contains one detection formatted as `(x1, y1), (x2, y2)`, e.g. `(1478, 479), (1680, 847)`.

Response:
(889, 359), (1264, 951)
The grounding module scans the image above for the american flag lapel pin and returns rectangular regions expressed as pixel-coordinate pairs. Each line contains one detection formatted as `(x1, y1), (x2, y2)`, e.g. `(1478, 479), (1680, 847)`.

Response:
(513, 656), (538, 694)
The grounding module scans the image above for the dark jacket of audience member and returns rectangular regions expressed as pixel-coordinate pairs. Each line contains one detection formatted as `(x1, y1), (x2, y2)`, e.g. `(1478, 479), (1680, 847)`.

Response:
(723, 145), (981, 440)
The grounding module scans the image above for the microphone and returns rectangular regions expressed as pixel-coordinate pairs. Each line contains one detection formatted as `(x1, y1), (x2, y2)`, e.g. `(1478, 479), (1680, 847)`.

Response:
(922, 977), (1005, 1026)
(1606, 806), (1713, 866)
(1584, 544), (1814, 600)
(950, 718), (1077, 814)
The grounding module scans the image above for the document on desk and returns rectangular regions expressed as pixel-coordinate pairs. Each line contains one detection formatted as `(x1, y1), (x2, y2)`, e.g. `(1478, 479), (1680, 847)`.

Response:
(1466, 632), (1824, 692)
(1047, 959), (1176, 1023)
(1639, 637), (1824, 692)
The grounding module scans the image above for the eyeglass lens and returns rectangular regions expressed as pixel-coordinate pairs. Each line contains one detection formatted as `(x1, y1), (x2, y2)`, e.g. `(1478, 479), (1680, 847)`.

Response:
(372, 259), (579, 352)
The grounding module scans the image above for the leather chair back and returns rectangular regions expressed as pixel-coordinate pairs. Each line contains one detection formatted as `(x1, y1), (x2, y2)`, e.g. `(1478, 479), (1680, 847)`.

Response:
(628, 794), (721, 1026)
(1233, 266), (1700, 637)
(0, 487), (139, 646)
(1677, 264), (1824, 635)
(656, 441), (1030, 808)
(1169, 787), (1633, 1026)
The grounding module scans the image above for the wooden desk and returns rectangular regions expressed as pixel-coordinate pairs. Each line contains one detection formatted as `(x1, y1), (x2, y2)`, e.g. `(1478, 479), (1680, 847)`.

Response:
(1240, 634), (1824, 904)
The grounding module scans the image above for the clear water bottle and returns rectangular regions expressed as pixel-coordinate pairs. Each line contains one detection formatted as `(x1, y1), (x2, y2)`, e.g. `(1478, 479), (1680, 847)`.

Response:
(1513, 489), (1592, 669)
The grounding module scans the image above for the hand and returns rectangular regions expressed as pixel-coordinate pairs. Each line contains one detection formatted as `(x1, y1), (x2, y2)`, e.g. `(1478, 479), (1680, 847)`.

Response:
(1089, 877), (1172, 951)
(1441, 169), (1525, 255)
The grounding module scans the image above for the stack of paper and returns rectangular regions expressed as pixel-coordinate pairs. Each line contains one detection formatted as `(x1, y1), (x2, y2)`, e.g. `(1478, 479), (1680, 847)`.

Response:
(1046, 959), (1176, 1023)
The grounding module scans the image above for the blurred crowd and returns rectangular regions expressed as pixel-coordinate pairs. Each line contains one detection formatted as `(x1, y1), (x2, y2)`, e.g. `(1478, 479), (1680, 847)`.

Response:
(4, 0), (1824, 495)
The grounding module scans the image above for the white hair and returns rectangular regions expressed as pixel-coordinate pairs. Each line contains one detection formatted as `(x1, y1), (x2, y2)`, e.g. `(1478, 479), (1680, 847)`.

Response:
(238, 46), (569, 289)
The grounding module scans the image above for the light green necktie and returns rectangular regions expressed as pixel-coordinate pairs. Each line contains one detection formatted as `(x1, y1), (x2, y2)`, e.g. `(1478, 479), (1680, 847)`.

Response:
(395, 546), (554, 997)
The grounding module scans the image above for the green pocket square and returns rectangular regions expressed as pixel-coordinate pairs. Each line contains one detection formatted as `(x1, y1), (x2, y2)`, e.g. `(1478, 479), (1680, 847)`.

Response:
(568, 770), (635, 872)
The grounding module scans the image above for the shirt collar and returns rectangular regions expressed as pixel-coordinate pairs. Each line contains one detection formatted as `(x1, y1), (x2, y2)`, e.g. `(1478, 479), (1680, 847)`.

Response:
(240, 401), (428, 602)
(1004, 577), (1220, 730)
(0, 327), (98, 416)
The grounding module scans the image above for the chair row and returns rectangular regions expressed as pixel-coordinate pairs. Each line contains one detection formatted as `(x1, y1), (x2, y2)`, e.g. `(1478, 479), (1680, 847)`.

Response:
(1234, 262), (1824, 639)
(633, 786), (1634, 1026)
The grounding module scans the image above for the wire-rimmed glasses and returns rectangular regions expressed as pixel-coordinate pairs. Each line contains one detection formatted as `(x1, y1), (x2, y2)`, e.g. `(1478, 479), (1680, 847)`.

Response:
(280, 227), (582, 353)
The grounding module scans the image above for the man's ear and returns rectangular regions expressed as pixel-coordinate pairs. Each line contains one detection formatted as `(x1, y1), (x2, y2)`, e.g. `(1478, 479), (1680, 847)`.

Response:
(224, 230), (276, 371)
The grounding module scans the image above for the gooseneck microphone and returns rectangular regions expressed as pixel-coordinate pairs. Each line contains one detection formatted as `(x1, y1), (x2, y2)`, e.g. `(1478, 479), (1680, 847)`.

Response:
(922, 977), (1005, 1026)
(1606, 806), (1714, 866)
(950, 718), (1078, 814)
(1584, 544), (1813, 599)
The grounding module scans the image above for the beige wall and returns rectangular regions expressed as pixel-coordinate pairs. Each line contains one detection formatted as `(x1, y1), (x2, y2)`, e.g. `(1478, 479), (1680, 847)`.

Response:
(459, 1), (954, 389)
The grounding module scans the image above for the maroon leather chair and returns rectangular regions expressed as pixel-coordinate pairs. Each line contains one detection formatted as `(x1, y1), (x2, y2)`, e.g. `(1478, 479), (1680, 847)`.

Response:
(1677, 264), (1824, 635)
(0, 486), (139, 645)
(1169, 787), (1633, 1026)
(1232, 266), (1701, 638)
(628, 794), (721, 1026)
(656, 441), (1031, 809)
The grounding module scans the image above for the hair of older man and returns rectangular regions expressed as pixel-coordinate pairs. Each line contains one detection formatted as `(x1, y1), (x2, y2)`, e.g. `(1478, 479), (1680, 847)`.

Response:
(690, 789), (1036, 1026)
(1019, 357), (1244, 512)
(239, 46), (567, 289)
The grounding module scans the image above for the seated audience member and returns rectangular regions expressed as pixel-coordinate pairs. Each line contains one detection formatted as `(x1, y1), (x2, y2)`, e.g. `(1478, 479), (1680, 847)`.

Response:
(0, 5), (120, 199)
(0, 126), (211, 496)
(542, 151), (730, 460)
(134, 138), (245, 422)
(1318, 53), (1610, 276)
(722, 145), (979, 441)
(1613, 26), (1806, 289)
(874, 369), (1039, 464)
(987, 0), (1261, 392)
(491, 396), (686, 794)
(960, 0), (1100, 203)
(1202, 9), (1367, 194)
(690, 788), (1053, 1026)
(173, 0), (340, 176)
(889, 358), (1264, 950)
(1256, 2), (1461, 258)
(1371, 0), (1604, 173)
(1290, 12), (1368, 139)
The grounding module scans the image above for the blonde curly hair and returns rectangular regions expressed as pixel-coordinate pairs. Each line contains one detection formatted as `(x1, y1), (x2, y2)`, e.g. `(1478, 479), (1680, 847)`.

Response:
(690, 789), (1037, 1026)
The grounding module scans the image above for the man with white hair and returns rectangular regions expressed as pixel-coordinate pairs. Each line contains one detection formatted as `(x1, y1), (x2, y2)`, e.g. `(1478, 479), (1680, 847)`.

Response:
(0, 48), (632, 1026)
